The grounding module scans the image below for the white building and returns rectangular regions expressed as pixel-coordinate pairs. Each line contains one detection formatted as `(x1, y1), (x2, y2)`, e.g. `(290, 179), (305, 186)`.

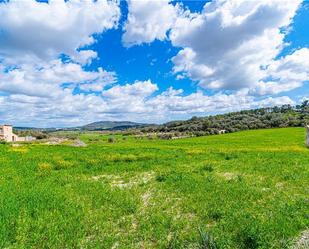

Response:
(0, 124), (34, 142)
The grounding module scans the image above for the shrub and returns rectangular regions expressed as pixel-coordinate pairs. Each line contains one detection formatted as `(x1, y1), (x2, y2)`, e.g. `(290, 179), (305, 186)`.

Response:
(108, 137), (116, 143)
(147, 135), (154, 140)
(38, 162), (53, 171)
(53, 160), (73, 170)
(202, 165), (214, 172)
(157, 133), (173, 140)
(236, 175), (244, 182)
(156, 174), (167, 182)
(237, 229), (259, 249)
(208, 210), (222, 221)
(35, 132), (49, 140)
(123, 154), (137, 162)
(37, 162), (53, 176)
(64, 134), (78, 140)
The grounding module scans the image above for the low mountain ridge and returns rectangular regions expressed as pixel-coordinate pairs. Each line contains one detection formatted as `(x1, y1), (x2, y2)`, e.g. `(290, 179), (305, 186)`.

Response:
(80, 121), (147, 131)
(14, 121), (149, 131)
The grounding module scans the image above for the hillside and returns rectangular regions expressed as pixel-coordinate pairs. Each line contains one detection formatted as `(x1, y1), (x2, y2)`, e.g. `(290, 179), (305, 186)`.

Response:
(15, 121), (148, 132)
(0, 128), (308, 248)
(141, 102), (309, 136)
(14, 102), (309, 136)
(80, 121), (147, 131)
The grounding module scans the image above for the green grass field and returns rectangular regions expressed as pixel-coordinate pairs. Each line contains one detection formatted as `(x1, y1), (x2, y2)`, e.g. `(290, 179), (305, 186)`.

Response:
(0, 128), (308, 248)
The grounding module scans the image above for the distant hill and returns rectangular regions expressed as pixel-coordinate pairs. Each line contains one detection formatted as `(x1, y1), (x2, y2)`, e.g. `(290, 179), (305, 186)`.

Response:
(80, 121), (148, 131)
(14, 121), (151, 132)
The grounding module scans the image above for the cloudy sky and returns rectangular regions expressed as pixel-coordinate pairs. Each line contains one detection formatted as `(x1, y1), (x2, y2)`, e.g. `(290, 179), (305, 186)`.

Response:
(0, 0), (308, 127)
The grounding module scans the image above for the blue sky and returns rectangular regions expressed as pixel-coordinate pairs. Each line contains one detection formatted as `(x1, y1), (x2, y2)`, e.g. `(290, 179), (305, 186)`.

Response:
(87, 0), (212, 96)
(0, 0), (308, 127)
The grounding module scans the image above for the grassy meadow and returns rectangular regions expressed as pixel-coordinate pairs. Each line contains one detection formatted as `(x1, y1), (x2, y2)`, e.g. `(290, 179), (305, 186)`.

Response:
(0, 128), (308, 248)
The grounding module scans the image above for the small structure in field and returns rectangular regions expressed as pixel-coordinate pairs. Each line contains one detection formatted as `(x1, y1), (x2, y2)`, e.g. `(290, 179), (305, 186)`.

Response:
(0, 124), (35, 142)
(218, 129), (226, 134)
(306, 125), (309, 148)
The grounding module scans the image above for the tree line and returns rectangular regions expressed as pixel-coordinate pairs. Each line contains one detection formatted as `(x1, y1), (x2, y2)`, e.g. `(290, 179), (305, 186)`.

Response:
(139, 101), (309, 137)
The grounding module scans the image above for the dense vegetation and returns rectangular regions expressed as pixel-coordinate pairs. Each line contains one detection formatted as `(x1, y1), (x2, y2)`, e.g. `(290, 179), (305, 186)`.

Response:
(0, 128), (308, 248)
(141, 101), (309, 136)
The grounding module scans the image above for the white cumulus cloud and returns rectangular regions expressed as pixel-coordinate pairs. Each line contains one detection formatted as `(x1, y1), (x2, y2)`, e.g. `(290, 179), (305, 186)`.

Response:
(0, 83), (295, 127)
(122, 0), (181, 47)
(0, 0), (120, 64)
(0, 0), (306, 127)
(170, 0), (303, 92)
(124, 0), (308, 96)
(0, 60), (116, 97)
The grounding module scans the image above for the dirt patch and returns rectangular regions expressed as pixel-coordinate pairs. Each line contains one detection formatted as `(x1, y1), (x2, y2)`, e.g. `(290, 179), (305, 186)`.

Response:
(261, 187), (271, 192)
(293, 229), (309, 249)
(111, 242), (119, 249)
(141, 191), (152, 207)
(217, 172), (237, 180)
(91, 171), (155, 189)
(70, 139), (87, 147)
(45, 137), (68, 145)
(11, 143), (22, 147)
(44, 137), (87, 147)
(275, 182), (285, 189)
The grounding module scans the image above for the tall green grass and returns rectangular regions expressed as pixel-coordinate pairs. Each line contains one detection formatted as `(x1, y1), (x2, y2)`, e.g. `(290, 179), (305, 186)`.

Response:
(0, 128), (308, 248)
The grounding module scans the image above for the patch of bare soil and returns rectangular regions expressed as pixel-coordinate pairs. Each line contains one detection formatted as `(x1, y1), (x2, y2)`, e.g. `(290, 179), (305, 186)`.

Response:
(45, 137), (68, 145)
(44, 137), (87, 147)
(11, 143), (22, 147)
(217, 172), (237, 180)
(293, 229), (309, 249)
(91, 171), (155, 189)
(70, 139), (87, 147)
(141, 191), (152, 207)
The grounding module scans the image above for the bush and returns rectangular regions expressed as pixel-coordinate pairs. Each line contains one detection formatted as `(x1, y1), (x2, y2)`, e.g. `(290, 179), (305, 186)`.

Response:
(147, 134), (154, 140)
(202, 165), (214, 172)
(195, 131), (208, 137)
(156, 174), (167, 182)
(208, 209), (223, 221)
(38, 162), (52, 170)
(157, 133), (173, 140)
(64, 134), (78, 140)
(108, 137), (116, 143)
(16, 130), (49, 139)
(37, 162), (53, 176)
(237, 229), (259, 249)
(35, 132), (49, 140)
